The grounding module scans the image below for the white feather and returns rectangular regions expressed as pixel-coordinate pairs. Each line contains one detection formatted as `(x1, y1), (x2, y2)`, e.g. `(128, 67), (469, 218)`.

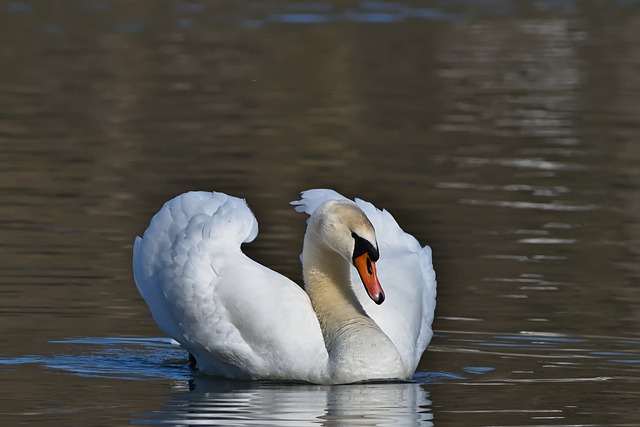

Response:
(292, 189), (436, 373)
(134, 190), (436, 383)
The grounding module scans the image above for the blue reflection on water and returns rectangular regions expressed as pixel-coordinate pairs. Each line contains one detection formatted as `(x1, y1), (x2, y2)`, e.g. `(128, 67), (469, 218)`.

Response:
(2, 332), (637, 386)
(0, 337), (189, 381)
(0, 337), (448, 384)
(0, 337), (436, 425)
(268, 13), (332, 24)
(266, 4), (459, 24)
(463, 366), (496, 375)
(12, 0), (640, 35)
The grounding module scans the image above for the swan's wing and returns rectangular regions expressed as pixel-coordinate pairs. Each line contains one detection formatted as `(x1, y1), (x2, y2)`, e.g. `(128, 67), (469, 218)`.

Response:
(292, 189), (437, 375)
(133, 191), (328, 382)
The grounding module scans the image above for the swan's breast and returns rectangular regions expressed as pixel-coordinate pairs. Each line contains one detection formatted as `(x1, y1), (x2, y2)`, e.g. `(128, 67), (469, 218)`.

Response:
(327, 320), (406, 384)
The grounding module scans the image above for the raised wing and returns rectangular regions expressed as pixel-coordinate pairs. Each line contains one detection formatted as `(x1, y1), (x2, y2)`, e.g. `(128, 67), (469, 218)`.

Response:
(292, 189), (437, 375)
(133, 191), (328, 382)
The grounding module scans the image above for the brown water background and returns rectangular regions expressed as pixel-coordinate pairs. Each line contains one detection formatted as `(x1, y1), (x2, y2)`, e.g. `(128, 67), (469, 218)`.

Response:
(1, 1), (639, 425)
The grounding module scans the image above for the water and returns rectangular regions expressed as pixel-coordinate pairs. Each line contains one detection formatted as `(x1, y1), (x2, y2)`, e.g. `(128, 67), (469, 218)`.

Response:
(1, 0), (639, 425)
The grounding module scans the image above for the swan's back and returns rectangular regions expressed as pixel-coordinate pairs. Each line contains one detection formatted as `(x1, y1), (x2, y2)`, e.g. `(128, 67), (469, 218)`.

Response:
(292, 189), (437, 375)
(133, 192), (328, 382)
(133, 192), (256, 336)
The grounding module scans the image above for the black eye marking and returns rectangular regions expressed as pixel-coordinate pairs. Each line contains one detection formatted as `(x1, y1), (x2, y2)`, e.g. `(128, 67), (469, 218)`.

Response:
(352, 232), (380, 262)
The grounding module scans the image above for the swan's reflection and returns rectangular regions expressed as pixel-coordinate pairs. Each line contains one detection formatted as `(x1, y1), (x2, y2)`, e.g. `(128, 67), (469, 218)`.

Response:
(133, 377), (433, 426)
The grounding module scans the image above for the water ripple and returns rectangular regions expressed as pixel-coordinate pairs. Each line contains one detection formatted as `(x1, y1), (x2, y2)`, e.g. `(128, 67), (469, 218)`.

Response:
(2, 331), (638, 424)
(0, 337), (189, 381)
(458, 198), (599, 211)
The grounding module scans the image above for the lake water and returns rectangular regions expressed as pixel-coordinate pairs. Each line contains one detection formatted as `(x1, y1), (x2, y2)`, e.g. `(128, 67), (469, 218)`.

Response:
(1, 1), (639, 425)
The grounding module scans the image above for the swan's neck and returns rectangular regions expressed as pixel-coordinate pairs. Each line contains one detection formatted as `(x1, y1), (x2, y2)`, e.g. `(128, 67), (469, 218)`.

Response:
(303, 238), (370, 345)
(302, 229), (405, 383)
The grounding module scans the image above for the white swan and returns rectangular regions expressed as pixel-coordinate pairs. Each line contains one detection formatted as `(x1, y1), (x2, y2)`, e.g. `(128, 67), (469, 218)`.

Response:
(133, 189), (436, 384)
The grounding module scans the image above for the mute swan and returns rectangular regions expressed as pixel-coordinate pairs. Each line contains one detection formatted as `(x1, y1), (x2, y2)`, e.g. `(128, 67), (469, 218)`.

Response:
(133, 189), (436, 384)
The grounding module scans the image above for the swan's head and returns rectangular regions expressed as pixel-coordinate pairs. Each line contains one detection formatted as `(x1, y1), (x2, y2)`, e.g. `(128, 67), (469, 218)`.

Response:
(310, 200), (385, 305)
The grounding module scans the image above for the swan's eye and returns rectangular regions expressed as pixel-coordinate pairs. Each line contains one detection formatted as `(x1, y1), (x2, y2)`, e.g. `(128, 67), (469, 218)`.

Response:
(352, 232), (384, 305)
(351, 232), (379, 263)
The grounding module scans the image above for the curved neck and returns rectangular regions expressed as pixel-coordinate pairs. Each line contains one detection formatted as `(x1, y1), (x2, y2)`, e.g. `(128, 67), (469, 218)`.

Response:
(302, 228), (374, 349)
(300, 222), (406, 383)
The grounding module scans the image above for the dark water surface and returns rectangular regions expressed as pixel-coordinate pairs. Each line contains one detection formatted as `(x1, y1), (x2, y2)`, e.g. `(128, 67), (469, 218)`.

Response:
(1, 1), (639, 425)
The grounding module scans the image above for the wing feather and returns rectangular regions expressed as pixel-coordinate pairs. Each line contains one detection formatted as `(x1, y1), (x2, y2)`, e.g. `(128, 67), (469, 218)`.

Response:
(292, 189), (437, 375)
(134, 191), (328, 382)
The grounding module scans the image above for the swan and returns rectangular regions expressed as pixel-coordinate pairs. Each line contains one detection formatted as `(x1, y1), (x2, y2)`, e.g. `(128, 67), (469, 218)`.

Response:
(133, 189), (436, 384)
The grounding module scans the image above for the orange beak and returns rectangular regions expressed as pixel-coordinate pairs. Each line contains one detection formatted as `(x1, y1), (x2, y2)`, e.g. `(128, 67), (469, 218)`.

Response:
(354, 253), (385, 305)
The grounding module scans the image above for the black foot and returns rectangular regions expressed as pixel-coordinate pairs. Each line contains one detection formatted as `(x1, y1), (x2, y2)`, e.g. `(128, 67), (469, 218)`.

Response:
(188, 353), (198, 370)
